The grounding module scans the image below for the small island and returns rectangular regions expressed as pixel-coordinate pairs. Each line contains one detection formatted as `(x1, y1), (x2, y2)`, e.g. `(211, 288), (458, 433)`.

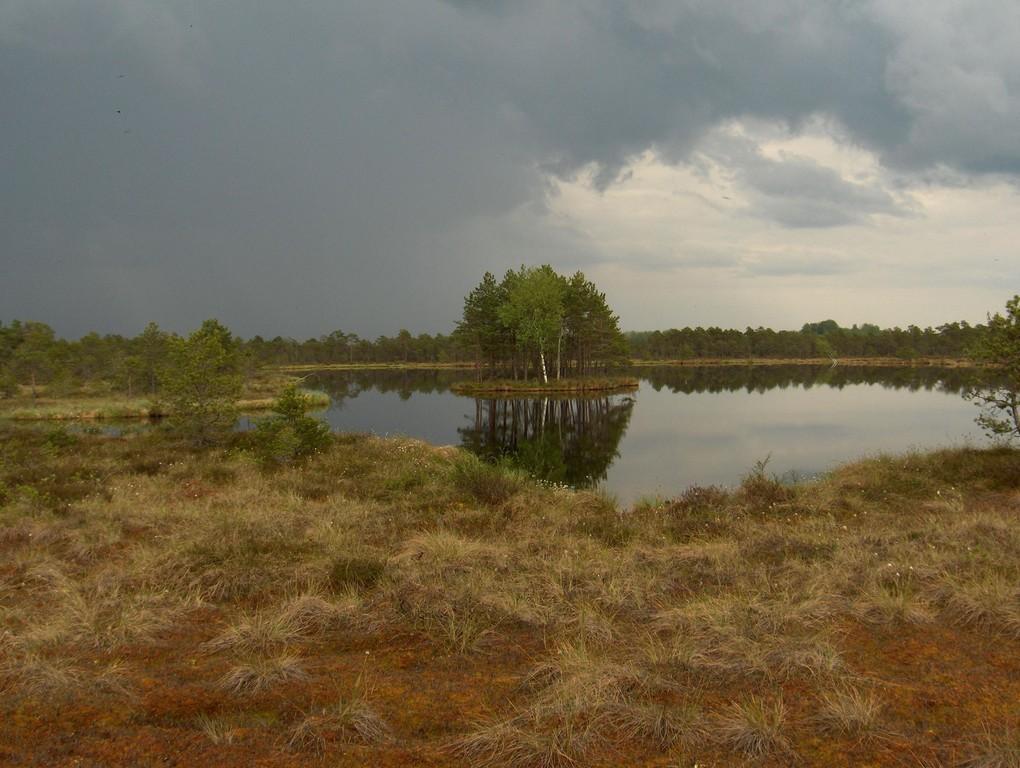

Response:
(452, 266), (632, 394)
(450, 375), (638, 395)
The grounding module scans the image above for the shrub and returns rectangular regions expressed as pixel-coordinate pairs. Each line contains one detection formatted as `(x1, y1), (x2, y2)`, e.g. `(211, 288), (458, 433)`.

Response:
(160, 319), (243, 446)
(250, 386), (332, 465)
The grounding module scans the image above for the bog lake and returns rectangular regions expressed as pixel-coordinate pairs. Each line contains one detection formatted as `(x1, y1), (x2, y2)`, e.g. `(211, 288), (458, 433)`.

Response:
(285, 365), (990, 504)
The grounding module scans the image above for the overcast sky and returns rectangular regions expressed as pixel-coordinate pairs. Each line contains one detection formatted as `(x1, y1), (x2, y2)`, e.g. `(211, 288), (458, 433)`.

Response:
(2, 0), (1018, 338)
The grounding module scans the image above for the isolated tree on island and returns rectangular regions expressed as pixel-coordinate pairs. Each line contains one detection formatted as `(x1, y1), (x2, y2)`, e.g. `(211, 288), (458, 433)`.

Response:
(161, 319), (244, 446)
(966, 295), (1020, 440)
(498, 265), (565, 384)
(457, 266), (627, 382)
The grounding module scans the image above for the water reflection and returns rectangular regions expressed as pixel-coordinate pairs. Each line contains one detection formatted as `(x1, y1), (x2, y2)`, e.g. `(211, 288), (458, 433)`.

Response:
(637, 364), (985, 394)
(458, 396), (635, 488)
(303, 365), (992, 501)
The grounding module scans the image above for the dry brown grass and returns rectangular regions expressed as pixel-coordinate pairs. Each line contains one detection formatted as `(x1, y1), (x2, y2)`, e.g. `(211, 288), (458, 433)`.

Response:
(1, 426), (1018, 766)
(715, 694), (790, 759)
(815, 684), (884, 737)
(218, 653), (308, 695)
(287, 681), (392, 753)
(204, 610), (305, 655)
(455, 712), (601, 768)
(959, 726), (1020, 768)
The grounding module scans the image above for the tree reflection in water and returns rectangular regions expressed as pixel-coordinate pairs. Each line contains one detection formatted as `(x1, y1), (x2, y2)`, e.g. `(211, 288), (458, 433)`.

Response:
(458, 395), (635, 488)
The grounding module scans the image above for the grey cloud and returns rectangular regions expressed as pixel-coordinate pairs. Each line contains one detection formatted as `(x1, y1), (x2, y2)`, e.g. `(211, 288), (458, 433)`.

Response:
(699, 131), (912, 228)
(1, 0), (1018, 337)
(742, 153), (909, 228)
(737, 251), (857, 277)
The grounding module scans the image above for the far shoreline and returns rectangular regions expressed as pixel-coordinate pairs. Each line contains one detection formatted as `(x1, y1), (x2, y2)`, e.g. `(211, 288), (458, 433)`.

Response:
(275, 356), (976, 372)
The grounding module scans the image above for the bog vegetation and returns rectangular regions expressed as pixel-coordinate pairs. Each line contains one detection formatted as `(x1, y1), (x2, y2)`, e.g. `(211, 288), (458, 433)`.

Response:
(0, 424), (1018, 766)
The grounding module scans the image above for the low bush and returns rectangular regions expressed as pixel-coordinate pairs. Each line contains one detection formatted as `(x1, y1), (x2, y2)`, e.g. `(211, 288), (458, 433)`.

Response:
(249, 386), (332, 466)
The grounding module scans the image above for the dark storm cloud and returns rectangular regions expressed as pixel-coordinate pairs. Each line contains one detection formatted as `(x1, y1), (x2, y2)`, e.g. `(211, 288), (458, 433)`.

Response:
(1, 0), (1018, 336)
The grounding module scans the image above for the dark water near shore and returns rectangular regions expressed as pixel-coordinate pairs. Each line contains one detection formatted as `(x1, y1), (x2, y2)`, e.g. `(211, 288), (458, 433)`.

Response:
(299, 365), (988, 504)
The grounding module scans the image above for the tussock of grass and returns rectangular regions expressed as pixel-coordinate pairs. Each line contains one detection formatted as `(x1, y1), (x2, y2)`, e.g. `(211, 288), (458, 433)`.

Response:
(0, 651), (83, 700)
(0, 651), (133, 703)
(959, 726), (1020, 768)
(715, 695), (790, 759)
(739, 457), (796, 513)
(815, 684), (884, 737)
(280, 590), (363, 634)
(935, 573), (1020, 638)
(219, 653), (308, 695)
(204, 610), (304, 655)
(54, 584), (171, 649)
(196, 713), (238, 745)
(456, 712), (600, 768)
(852, 579), (934, 626)
(602, 700), (706, 748)
(288, 684), (391, 753)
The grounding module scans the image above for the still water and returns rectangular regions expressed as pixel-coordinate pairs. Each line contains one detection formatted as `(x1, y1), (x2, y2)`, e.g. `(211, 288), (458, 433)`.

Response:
(302, 366), (987, 504)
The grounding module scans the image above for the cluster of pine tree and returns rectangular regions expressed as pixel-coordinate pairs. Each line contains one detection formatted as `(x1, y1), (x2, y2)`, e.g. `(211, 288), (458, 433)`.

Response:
(455, 266), (629, 382)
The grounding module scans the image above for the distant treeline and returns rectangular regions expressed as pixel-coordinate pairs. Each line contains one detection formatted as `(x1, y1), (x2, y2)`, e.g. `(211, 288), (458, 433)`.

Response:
(627, 319), (986, 361)
(0, 315), (992, 398)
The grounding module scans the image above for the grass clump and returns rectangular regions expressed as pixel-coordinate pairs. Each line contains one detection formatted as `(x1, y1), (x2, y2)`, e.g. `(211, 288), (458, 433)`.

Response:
(959, 726), (1020, 768)
(218, 653), (308, 695)
(715, 695), (790, 759)
(936, 573), (1020, 638)
(570, 492), (632, 547)
(456, 712), (599, 768)
(852, 577), (934, 626)
(603, 700), (706, 748)
(196, 713), (238, 745)
(205, 611), (304, 655)
(451, 453), (526, 505)
(287, 681), (391, 753)
(815, 684), (883, 737)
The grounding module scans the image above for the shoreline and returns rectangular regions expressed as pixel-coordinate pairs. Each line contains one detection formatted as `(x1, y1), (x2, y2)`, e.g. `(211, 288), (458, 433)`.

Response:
(275, 356), (976, 373)
(449, 376), (639, 396)
(0, 389), (330, 422)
